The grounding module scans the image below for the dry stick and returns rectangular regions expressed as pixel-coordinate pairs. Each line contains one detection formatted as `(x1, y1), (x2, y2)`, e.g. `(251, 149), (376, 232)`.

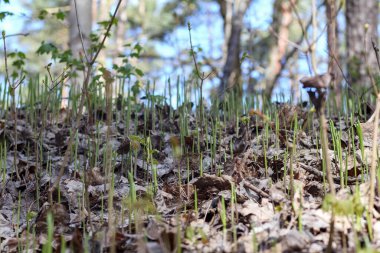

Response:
(298, 162), (358, 184)
(325, 2), (338, 245)
(302, 74), (336, 252)
(368, 40), (380, 240)
(317, 99), (336, 195)
(243, 181), (270, 199)
(288, 117), (298, 199)
(373, 39), (380, 73)
(83, 159), (93, 232)
(2, 31), (22, 181)
(320, 100), (336, 253)
(104, 70), (116, 253)
(372, 40), (380, 191)
(368, 95), (380, 240)
(48, 0), (123, 204)
(4, 33), (29, 38)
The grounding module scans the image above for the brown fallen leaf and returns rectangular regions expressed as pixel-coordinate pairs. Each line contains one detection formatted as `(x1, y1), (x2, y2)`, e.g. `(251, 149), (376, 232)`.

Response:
(86, 166), (105, 185)
(35, 202), (69, 234)
(191, 174), (234, 200)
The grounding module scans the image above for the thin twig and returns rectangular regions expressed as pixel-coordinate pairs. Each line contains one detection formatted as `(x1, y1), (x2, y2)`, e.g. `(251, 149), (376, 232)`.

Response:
(368, 40), (380, 240)
(2, 31), (21, 181)
(372, 39), (380, 73)
(2, 31), (11, 89)
(187, 22), (213, 81)
(298, 162), (357, 184)
(48, 0), (123, 203)
(90, 0), (123, 65)
(187, 22), (213, 138)
(368, 94), (380, 240)
(364, 27), (378, 94)
(243, 180), (271, 199)
(4, 33), (29, 38)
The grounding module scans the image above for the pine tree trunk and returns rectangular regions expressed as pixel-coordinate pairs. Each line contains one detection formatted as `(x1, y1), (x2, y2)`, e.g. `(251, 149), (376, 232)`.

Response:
(346, 0), (378, 88)
(262, 0), (294, 98)
(326, 0), (342, 107)
(218, 0), (250, 98)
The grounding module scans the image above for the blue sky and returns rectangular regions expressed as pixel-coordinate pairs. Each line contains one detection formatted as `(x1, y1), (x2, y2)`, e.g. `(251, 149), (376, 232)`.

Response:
(0, 1), (30, 49)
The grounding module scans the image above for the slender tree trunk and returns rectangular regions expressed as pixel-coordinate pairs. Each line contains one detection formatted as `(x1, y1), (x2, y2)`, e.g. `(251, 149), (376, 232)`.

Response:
(346, 0), (378, 88)
(290, 51), (300, 103)
(97, 0), (112, 66)
(218, 0), (251, 98)
(69, 0), (92, 59)
(262, 0), (294, 98)
(63, 0), (92, 108)
(326, 0), (342, 106)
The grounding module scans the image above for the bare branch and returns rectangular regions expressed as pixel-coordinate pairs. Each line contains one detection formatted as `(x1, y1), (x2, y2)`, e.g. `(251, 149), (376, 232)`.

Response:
(4, 33), (29, 38)
(73, 0), (90, 63)
(90, 0), (123, 66)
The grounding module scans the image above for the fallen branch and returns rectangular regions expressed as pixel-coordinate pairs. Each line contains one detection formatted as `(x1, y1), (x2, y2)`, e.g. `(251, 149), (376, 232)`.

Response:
(298, 162), (358, 185)
(243, 180), (271, 199)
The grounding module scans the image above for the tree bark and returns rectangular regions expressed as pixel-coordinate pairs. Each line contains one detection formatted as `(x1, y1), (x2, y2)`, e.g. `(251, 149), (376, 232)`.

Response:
(69, 0), (92, 59)
(96, 0), (112, 66)
(346, 0), (378, 88)
(326, 0), (339, 77)
(261, 0), (294, 98)
(326, 0), (342, 106)
(218, 0), (251, 98)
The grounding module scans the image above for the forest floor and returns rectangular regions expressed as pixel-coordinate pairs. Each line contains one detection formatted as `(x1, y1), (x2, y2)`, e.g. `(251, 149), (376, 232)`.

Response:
(0, 97), (380, 253)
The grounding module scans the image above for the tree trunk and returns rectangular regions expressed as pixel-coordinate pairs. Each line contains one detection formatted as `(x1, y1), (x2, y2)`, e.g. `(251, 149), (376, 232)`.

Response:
(218, 0), (251, 98)
(326, 0), (339, 77)
(69, 0), (92, 59)
(261, 0), (294, 98)
(346, 0), (378, 88)
(62, 0), (92, 108)
(326, 0), (342, 106)
(97, 0), (112, 66)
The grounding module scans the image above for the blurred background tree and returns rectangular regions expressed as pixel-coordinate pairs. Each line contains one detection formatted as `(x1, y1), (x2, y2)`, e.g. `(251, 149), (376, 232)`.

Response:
(346, 0), (378, 89)
(1, 0), (379, 103)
